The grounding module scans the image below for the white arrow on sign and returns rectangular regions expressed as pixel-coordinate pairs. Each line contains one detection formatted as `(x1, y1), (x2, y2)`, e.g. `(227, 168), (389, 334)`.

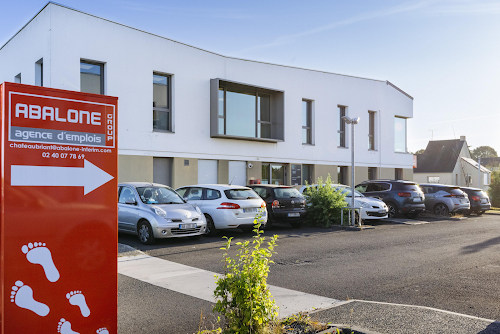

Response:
(11, 159), (114, 195)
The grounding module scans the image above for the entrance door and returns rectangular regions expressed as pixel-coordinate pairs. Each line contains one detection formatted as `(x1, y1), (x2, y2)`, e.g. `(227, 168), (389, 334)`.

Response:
(198, 160), (218, 184)
(228, 161), (247, 186)
(262, 163), (286, 185)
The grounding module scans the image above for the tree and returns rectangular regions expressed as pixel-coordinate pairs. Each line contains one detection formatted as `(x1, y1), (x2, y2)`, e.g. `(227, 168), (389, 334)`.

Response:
(414, 149), (425, 155)
(471, 146), (498, 161)
(489, 171), (500, 207)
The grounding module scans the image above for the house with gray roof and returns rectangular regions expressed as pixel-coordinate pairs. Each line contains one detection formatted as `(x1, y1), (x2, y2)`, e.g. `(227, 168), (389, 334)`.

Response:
(413, 136), (491, 191)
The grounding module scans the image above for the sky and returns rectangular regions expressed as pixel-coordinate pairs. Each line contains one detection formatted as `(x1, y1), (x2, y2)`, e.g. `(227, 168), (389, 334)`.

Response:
(1, 0), (499, 155)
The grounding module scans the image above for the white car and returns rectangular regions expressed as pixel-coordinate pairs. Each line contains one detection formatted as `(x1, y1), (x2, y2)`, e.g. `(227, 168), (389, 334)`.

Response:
(299, 184), (388, 220)
(175, 184), (267, 236)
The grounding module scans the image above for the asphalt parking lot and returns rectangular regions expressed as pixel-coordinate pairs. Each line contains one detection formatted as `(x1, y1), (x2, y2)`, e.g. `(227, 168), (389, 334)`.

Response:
(118, 213), (500, 334)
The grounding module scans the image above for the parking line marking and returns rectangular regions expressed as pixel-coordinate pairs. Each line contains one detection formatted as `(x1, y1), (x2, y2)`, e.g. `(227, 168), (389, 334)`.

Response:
(118, 254), (343, 318)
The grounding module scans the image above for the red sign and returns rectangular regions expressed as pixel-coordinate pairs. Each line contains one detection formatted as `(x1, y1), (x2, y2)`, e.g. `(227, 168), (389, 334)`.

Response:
(0, 83), (118, 333)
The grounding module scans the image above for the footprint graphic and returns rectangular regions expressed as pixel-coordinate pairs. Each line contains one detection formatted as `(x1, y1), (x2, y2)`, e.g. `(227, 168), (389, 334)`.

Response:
(66, 291), (90, 317)
(96, 328), (109, 334)
(57, 318), (80, 334)
(22, 242), (60, 282)
(10, 280), (50, 316)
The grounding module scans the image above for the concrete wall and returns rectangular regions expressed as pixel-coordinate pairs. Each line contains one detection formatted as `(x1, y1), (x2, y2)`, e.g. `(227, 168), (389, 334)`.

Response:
(313, 164), (337, 184)
(118, 155), (153, 182)
(247, 160), (262, 184)
(172, 157), (198, 189)
(402, 168), (413, 181)
(380, 167), (394, 180)
(217, 160), (229, 184)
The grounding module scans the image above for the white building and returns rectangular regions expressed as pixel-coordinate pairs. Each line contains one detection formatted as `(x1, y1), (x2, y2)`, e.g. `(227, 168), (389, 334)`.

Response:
(0, 2), (415, 188)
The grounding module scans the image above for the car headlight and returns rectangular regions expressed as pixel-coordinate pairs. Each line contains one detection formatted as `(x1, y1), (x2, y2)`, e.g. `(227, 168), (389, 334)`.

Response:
(360, 202), (371, 208)
(192, 204), (202, 215)
(151, 206), (167, 218)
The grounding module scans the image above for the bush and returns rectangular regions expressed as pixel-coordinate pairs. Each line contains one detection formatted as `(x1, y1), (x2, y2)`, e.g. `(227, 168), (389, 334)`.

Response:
(303, 175), (348, 227)
(213, 213), (279, 334)
(489, 170), (500, 207)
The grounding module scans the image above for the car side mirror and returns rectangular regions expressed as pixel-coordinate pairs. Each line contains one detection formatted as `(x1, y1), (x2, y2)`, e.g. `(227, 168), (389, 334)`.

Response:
(125, 199), (136, 205)
(183, 197), (188, 201)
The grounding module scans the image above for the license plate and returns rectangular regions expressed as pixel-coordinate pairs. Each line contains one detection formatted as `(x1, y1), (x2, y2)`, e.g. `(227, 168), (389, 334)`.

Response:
(413, 198), (421, 202)
(481, 199), (488, 204)
(378, 209), (386, 214)
(243, 208), (258, 213)
(460, 199), (466, 203)
(288, 213), (300, 217)
(179, 223), (196, 229)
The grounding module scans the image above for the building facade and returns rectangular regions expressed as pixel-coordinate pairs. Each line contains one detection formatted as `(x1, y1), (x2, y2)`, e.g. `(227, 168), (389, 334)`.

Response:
(0, 3), (415, 188)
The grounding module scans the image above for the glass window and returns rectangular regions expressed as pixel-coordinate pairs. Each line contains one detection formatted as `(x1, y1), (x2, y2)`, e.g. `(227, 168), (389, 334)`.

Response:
(428, 176), (440, 183)
(368, 111), (375, 150)
(176, 187), (188, 197)
(136, 186), (184, 204)
(338, 166), (347, 185)
(224, 189), (260, 200)
(271, 165), (285, 185)
(302, 100), (312, 144)
(338, 106), (346, 147)
(252, 187), (267, 198)
(153, 73), (172, 131)
(274, 188), (302, 199)
(394, 117), (407, 153)
(118, 187), (136, 204)
(218, 84), (276, 139)
(185, 187), (203, 200)
(368, 167), (377, 180)
(80, 60), (104, 94)
(261, 164), (270, 184)
(302, 164), (313, 185)
(206, 189), (221, 200)
(355, 184), (368, 193)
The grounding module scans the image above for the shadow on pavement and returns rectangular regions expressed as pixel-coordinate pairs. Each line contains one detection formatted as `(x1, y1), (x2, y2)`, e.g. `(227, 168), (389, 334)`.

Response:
(461, 236), (500, 255)
(477, 321), (500, 333)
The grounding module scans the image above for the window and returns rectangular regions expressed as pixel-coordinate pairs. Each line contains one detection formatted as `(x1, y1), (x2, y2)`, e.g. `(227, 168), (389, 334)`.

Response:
(338, 106), (346, 147)
(153, 73), (172, 131)
(252, 187), (267, 198)
(80, 60), (104, 94)
(35, 58), (43, 86)
(394, 116), (407, 153)
(428, 176), (440, 183)
(338, 166), (347, 184)
(212, 79), (284, 142)
(14, 73), (21, 83)
(302, 164), (313, 185)
(368, 167), (377, 180)
(368, 111), (375, 150)
(261, 164), (285, 185)
(118, 187), (136, 204)
(302, 100), (313, 144)
(395, 168), (403, 180)
(206, 189), (221, 200)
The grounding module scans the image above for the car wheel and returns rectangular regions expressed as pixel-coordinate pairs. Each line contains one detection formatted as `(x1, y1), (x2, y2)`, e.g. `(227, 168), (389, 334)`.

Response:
(433, 203), (449, 216)
(137, 220), (155, 245)
(463, 210), (471, 217)
(477, 211), (485, 216)
(386, 203), (397, 218)
(290, 222), (302, 229)
(204, 214), (218, 237)
(405, 212), (419, 219)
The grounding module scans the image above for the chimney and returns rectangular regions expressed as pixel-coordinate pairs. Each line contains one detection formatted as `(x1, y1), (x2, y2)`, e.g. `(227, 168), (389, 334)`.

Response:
(460, 136), (466, 141)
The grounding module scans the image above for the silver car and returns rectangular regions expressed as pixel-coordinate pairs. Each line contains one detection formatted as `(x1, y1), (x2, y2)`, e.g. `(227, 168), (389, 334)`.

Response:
(118, 182), (206, 244)
(419, 184), (470, 216)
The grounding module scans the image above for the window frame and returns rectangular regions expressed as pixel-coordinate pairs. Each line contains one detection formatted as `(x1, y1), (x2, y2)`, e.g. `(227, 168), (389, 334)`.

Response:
(153, 72), (173, 133)
(211, 79), (284, 142)
(302, 99), (313, 145)
(368, 110), (376, 150)
(80, 59), (105, 95)
(338, 105), (347, 148)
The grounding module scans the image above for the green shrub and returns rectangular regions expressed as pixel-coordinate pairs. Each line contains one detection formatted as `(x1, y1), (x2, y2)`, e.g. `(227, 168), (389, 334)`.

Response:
(303, 175), (348, 227)
(489, 170), (500, 207)
(213, 212), (279, 334)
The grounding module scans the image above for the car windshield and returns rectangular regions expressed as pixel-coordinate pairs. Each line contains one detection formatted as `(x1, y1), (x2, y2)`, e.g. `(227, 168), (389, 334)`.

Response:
(136, 186), (185, 204)
(336, 187), (364, 197)
(224, 189), (260, 200)
(274, 188), (303, 199)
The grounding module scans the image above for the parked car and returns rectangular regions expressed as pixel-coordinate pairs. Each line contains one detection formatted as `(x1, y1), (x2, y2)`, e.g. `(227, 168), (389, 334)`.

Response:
(175, 184), (267, 236)
(248, 185), (306, 229)
(459, 187), (490, 216)
(419, 184), (470, 216)
(299, 184), (389, 221)
(118, 182), (206, 244)
(354, 180), (425, 218)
